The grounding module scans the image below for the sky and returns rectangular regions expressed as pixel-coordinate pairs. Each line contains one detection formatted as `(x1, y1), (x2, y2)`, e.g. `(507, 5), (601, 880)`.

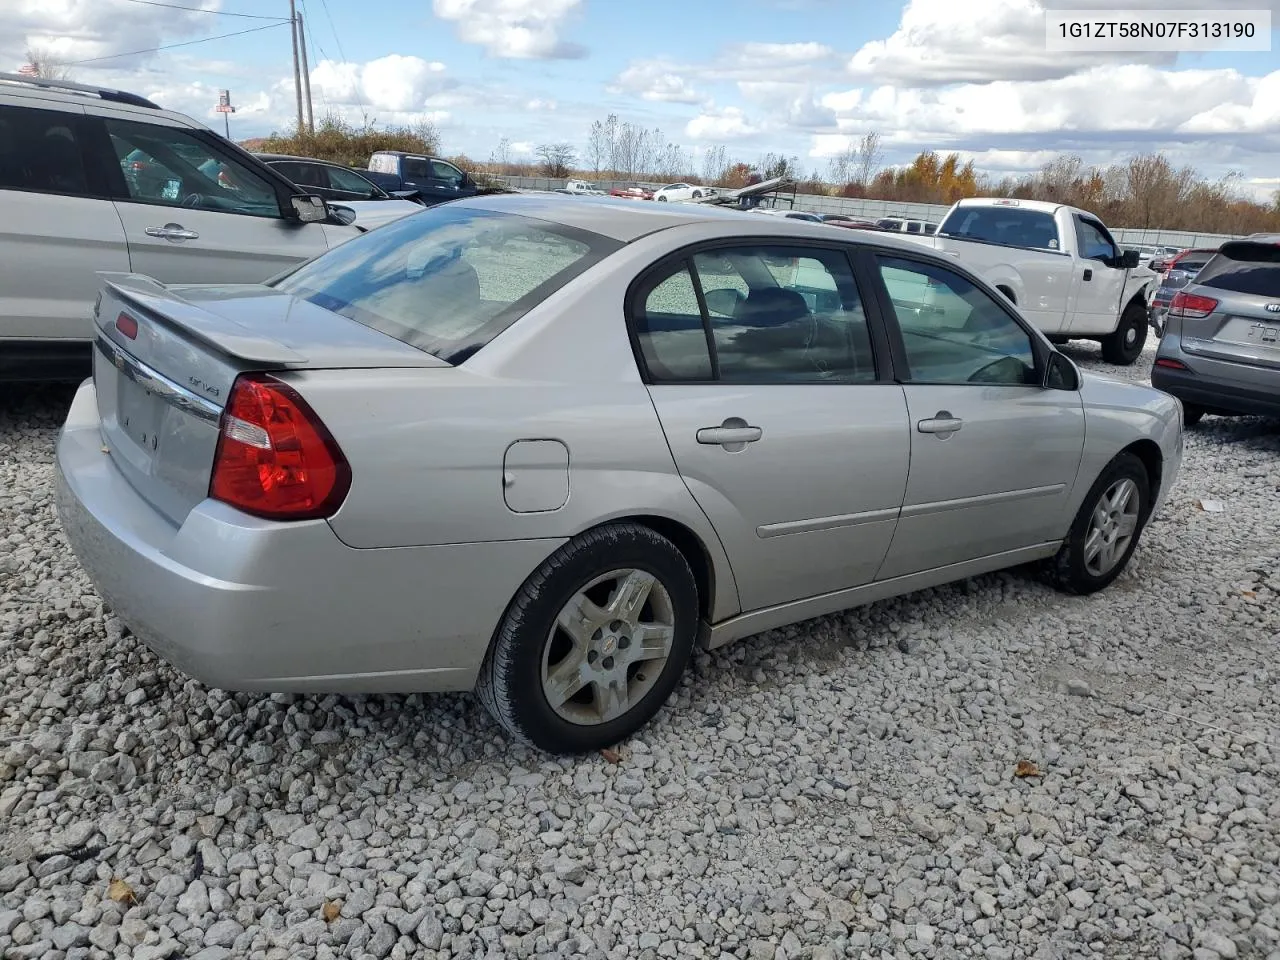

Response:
(5, 0), (1280, 200)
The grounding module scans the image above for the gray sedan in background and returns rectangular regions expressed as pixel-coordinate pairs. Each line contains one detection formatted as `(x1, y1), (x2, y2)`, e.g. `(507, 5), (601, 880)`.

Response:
(55, 195), (1183, 754)
(1152, 235), (1280, 425)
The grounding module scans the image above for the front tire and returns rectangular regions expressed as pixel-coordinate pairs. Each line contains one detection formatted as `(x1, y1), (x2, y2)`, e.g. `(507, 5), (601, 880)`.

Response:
(1043, 452), (1150, 595)
(656, 195), (668, 201)
(475, 523), (699, 754)
(692, 190), (702, 199)
(1100, 300), (1148, 365)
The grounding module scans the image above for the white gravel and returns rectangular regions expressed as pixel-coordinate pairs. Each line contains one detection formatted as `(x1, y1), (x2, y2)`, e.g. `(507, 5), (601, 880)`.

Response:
(1, 342), (1278, 960)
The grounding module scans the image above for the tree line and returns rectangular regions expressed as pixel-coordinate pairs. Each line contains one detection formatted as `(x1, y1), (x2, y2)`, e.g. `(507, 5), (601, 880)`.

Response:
(468, 113), (1280, 235)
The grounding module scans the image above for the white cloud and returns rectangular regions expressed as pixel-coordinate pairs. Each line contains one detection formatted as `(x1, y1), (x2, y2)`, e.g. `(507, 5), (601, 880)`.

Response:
(432, 0), (586, 59)
(311, 55), (450, 114)
(609, 60), (707, 105)
(526, 98), (557, 111)
(685, 107), (761, 141)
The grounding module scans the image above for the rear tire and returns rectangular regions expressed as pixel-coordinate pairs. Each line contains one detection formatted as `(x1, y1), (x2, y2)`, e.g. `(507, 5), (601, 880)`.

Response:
(1048, 335), (1070, 346)
(1182, 403), (1205, 427)
(1043, 452), (1150, 595)
(1100, 301), (1148, 365)
(475, 523), (699, 754)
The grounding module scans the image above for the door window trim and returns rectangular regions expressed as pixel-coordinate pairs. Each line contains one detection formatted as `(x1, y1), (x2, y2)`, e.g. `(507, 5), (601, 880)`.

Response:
(857, 246), (1052, 388)
(624, 236), (896, 387)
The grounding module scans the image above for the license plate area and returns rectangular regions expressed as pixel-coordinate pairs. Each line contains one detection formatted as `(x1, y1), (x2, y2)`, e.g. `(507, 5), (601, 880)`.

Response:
(117, 375), (165, 456)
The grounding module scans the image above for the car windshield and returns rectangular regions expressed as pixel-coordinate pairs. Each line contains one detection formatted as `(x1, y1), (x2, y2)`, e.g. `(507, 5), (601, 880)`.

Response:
(271, 206), (620, 363)
(939, 206), (1061, 251)
(1194, 242), (1280, 297)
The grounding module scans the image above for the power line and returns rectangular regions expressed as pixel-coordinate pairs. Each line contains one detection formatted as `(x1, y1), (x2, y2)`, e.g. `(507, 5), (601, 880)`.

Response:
(316, 0), (367, 123)
(69, 21), (289, 64)
(120, 0), (290, 20)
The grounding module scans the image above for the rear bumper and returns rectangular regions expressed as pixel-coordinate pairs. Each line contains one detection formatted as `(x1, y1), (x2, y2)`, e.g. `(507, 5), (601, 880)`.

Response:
(1151, 363), (1280, 419)
(55, 381), (563, 693)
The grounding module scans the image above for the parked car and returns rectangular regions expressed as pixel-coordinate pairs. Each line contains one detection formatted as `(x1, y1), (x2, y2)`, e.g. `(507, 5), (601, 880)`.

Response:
(0, 71), (363, 382)
(899, 198), (1158, 364)
(1150, 246), (1197, 273)
(1151, 235), (1280, 425)
(652, 183), (707, 202)
(819, 214), (883, 231)
(877, 217), (937, 235)
(560, 178), (607, 196)
(255, 153), (421, 204)
(56, 193), (1183, 754)
(363, 151), (480, 206)
(749, 208), (824, 222)
(609, 184), (654, 200)
(1148, 249), (1219, 334)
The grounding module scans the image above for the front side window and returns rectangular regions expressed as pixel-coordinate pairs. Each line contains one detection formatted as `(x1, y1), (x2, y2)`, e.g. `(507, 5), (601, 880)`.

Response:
(105, 119), (281, 217)
(273, 206), (617, 363)
(0, 105), (93, 197)
(1076, 218), (1117, 261)
(877, 255), (1037, 386)
(632, 245), (877, 384)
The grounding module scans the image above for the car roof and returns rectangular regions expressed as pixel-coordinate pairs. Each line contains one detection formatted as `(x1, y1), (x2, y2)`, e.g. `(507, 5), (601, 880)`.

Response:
(452, 192), (937, 250)
(0, 72), (198, 127)
(255, 153), (346, 166)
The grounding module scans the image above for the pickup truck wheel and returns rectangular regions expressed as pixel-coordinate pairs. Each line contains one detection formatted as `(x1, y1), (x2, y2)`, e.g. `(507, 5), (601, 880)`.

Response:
(1100, 301), (1148, 365)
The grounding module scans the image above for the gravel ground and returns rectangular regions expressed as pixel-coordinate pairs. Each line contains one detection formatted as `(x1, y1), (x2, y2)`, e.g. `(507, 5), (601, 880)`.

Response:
(1, 342), (1278, 960)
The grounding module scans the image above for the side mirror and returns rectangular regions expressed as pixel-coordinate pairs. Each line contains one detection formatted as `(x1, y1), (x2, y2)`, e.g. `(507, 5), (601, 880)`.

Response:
(289, 194), (329, 223)
(1119, 249), (1140, 269)
(1043, 350), (1080, 391)
(702, 287), (745, 317)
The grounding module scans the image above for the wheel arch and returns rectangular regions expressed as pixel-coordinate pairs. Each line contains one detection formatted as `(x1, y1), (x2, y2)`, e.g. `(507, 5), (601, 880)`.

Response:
(995, 283), (1017, 304)
(608, 514), (719, 628)
(1120, 438), (1163, 512)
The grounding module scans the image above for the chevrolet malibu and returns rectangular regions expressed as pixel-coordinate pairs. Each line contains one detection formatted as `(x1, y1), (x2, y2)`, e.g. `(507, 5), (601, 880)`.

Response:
(55, 194), (1184, 754)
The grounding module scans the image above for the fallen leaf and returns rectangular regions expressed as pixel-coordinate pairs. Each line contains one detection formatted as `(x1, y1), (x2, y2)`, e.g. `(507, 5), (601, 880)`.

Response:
(106, 877), (137, 905)
(322, 900), (341, 923)
(1014, 760), (1043, 778)
(599, 748), (621, 764)
(1242, 590), (1257, 598)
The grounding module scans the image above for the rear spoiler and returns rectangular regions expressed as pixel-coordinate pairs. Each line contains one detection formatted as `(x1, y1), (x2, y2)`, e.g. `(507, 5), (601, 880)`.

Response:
(98, 273), (308, 366)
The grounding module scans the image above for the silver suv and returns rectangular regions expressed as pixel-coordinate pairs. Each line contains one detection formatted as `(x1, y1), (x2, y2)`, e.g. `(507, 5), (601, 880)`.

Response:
(0, 72), (360, 381)
(1151, 234), (1280, 425)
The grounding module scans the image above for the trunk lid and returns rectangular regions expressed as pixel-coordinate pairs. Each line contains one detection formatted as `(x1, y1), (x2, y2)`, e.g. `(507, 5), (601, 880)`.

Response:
(92, 273), (448, 525)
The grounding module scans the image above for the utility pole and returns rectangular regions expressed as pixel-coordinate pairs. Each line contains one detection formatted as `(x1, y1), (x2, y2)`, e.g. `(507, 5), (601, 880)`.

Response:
(297, 13), (314, 133)
(289, 0), (304, 134)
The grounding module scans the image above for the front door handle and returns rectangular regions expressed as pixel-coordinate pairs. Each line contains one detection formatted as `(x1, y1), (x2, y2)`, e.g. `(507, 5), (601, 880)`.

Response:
(1083, 268), (1093, 281)
(696, 417), (762, 451)
(145, 223), (199, 242)
(917, 411), (963, 436)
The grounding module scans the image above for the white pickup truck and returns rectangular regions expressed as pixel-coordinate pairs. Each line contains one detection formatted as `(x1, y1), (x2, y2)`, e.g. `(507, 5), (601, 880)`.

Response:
(900, 198), (1157, 365)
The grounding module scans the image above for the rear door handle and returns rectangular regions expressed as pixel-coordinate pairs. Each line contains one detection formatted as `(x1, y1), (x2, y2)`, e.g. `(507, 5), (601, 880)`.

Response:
(1083, 268), (1093, 281)
(918, 412), (963, 435)
(145, 224), (199, 242)
(696, 419), (762, 449)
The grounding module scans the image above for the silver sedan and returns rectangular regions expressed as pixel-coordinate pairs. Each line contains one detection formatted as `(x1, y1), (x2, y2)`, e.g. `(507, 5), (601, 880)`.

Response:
(55, 194), (1184, 754)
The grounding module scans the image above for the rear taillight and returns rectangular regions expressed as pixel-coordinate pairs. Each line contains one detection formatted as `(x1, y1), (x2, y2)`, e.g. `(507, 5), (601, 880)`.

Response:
(210, 374), (350, 521)
(1154, 358), (1189, 370)
(115, 313), (138, 340)
(1169, 291), (1218, 318)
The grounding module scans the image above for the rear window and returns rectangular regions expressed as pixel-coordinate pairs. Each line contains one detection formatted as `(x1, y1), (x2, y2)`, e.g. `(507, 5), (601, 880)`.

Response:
(1194, 242), (1280, 297)
(271, 206), (619, 363)
(939, 206), (1061, 251)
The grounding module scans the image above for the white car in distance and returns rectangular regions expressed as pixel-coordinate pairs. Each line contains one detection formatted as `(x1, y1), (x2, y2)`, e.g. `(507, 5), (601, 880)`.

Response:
(652, 183), (707, 202)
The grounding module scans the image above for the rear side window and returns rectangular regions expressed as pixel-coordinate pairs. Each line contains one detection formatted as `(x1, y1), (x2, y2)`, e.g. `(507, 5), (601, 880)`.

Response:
(940, 207), (1061, 252)
(1195, 242), (1280, 297)
(0, 105), (95, 197)
(272, 206), (619, 363)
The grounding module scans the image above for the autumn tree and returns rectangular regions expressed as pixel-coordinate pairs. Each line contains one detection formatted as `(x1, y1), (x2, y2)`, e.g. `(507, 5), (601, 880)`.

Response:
(23, 45), (74, 80)
(701, 145), (729, 184)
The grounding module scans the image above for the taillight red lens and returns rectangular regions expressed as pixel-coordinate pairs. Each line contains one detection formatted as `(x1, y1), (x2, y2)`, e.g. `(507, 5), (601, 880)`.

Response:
(209, 374), (350, 520)
(1154, 358), (1188, 370)
(1169, 291), (1218, 318)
